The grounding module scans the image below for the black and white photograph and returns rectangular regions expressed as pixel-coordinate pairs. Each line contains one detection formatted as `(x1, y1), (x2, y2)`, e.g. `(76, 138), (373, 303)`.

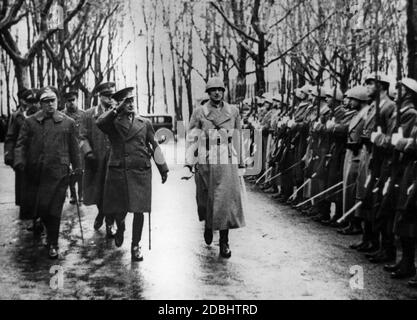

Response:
(1, 0), (417, 304)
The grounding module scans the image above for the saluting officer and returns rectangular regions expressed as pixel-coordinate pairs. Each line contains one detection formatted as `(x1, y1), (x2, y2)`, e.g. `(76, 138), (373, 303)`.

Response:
(96, 87), (169, 261)
(14, 86), (81, 259)
(64, 89), (85, 205)
(79, 82), (116, 237)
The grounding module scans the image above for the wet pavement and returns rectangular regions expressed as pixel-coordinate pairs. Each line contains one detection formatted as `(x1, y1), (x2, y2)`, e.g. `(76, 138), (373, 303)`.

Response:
(0, 141), (416, 300)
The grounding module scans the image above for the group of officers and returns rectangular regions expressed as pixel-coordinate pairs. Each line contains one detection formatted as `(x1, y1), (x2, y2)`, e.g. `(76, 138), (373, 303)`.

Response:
(242, 73), (417, 289)
(3, 82), (169, 261)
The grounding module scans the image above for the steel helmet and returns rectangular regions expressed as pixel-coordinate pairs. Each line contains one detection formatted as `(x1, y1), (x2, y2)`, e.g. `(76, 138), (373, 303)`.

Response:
(261, 92), (274, 104)
(325, 87), (344, 101)
(346, 86), (369, 102)
(311, 87), (326, 98)
(205, 77), (225, 92)
(400, 78), (417, 94)
(364, 72), (391, 86)
(300, 84), (312, 95)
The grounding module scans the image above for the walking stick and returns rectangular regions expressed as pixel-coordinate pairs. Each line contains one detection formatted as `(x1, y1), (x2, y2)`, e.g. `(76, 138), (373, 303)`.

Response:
(73, 191), (84, 244)
(71, 171), (84, 244)
(149, 212), (151, 251)
(296, 180), (344, 208)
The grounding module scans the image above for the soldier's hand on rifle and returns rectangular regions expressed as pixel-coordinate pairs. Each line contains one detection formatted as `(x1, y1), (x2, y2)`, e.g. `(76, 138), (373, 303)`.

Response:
(287, 119), (296, 128)
(161, 171), (168, 184)
(313, 120), (321, 131)
(326, 117), (336, 130)
(371, 126), (382, 143)
(391, 127), (403, 146)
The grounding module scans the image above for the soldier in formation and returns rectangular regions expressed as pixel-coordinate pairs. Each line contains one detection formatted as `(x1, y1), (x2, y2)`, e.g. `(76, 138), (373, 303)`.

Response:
(244, 74), (417, 288)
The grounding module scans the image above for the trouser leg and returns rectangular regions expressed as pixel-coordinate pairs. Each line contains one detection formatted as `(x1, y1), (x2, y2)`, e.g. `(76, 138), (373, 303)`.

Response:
(220, 229), (229, 244)
(42, 215), (61, 247)
(132, 212), (144, 246)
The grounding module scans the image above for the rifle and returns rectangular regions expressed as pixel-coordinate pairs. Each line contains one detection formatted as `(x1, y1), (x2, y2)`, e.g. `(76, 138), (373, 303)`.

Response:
(395, 39), (403, 131)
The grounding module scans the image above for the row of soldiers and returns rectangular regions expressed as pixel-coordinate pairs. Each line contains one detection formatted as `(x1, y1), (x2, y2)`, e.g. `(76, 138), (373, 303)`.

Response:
(243, 73), (417, 289)
(2, 82), (162, 260)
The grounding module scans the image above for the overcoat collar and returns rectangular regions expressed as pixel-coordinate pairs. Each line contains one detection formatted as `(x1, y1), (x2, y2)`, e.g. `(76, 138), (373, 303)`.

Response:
(114, 114), (146, 141)
(35, 110), (64, 123)
(202, 100), (233, 128)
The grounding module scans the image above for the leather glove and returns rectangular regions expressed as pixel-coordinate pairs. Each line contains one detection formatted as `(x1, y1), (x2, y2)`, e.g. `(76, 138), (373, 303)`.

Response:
(161, 171), (168, 184)
(391, 128), (404, 146)
(370, 126), (382, 143)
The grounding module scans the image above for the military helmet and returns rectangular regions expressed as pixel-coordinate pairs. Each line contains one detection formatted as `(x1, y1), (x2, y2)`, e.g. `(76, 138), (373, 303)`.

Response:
(400, 78), (417, 95)
(325, 87), (344, 101)
(364, 72), (391, 86)
(205, 77), (225, 92)
(346, 86), (369, 102)
(261, 92), (273, 104)
(294, 88), (306, 99)
(311, 87), (326, 98)
(300, 84), (312, 95)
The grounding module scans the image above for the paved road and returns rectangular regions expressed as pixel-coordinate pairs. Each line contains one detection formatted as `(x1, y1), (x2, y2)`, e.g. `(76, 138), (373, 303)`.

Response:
(0, 142), (416, 300)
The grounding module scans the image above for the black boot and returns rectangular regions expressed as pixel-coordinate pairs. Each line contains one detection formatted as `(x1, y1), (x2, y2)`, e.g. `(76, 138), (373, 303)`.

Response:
(391, 238), (416, 279)
(219, 230), (231, 258)
(131, 244), (143, 262)
(114, 218), (125, 248)
(204, 228), (213, 245)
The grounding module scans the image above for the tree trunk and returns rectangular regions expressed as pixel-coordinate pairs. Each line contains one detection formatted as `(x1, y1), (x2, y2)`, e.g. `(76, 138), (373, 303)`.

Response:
(160, 46), (168, 113)
(407, 0), (417, 78)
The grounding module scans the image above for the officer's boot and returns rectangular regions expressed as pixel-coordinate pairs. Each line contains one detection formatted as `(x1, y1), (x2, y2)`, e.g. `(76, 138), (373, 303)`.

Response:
(391, 237), (416, 279)
(114, 216), (126, 248)
(219, 230), (231, 258)
(369, 226), (396, 264)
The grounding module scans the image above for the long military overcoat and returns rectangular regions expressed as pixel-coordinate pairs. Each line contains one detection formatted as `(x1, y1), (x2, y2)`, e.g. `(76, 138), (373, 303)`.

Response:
(96, 110), (169, 215)
(14, 110), (80, 218)
(187, 101), (245, 231)
(79, 105), (111, 206)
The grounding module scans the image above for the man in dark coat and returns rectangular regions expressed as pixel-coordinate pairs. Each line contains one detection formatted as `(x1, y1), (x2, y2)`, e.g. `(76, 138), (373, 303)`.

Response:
(79, 82), (116, 237)
(14, 86), (81, 259)
(96, 87), (169, 261)
(377, 78), (417, 278)
(4, 88), (39, 221)
(351, 74), (395, 252)
(64, 89), (85, 205)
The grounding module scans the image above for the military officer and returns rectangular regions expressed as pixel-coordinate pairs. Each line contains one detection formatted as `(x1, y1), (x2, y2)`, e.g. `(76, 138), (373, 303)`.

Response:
(4, 88), (40, 221)
(186, 77), (245, 258)
(79, 82), (116, 237)
(64, 89), (85, 205)
(14, 86), (81, 259)
(96, 87), (169, 261)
